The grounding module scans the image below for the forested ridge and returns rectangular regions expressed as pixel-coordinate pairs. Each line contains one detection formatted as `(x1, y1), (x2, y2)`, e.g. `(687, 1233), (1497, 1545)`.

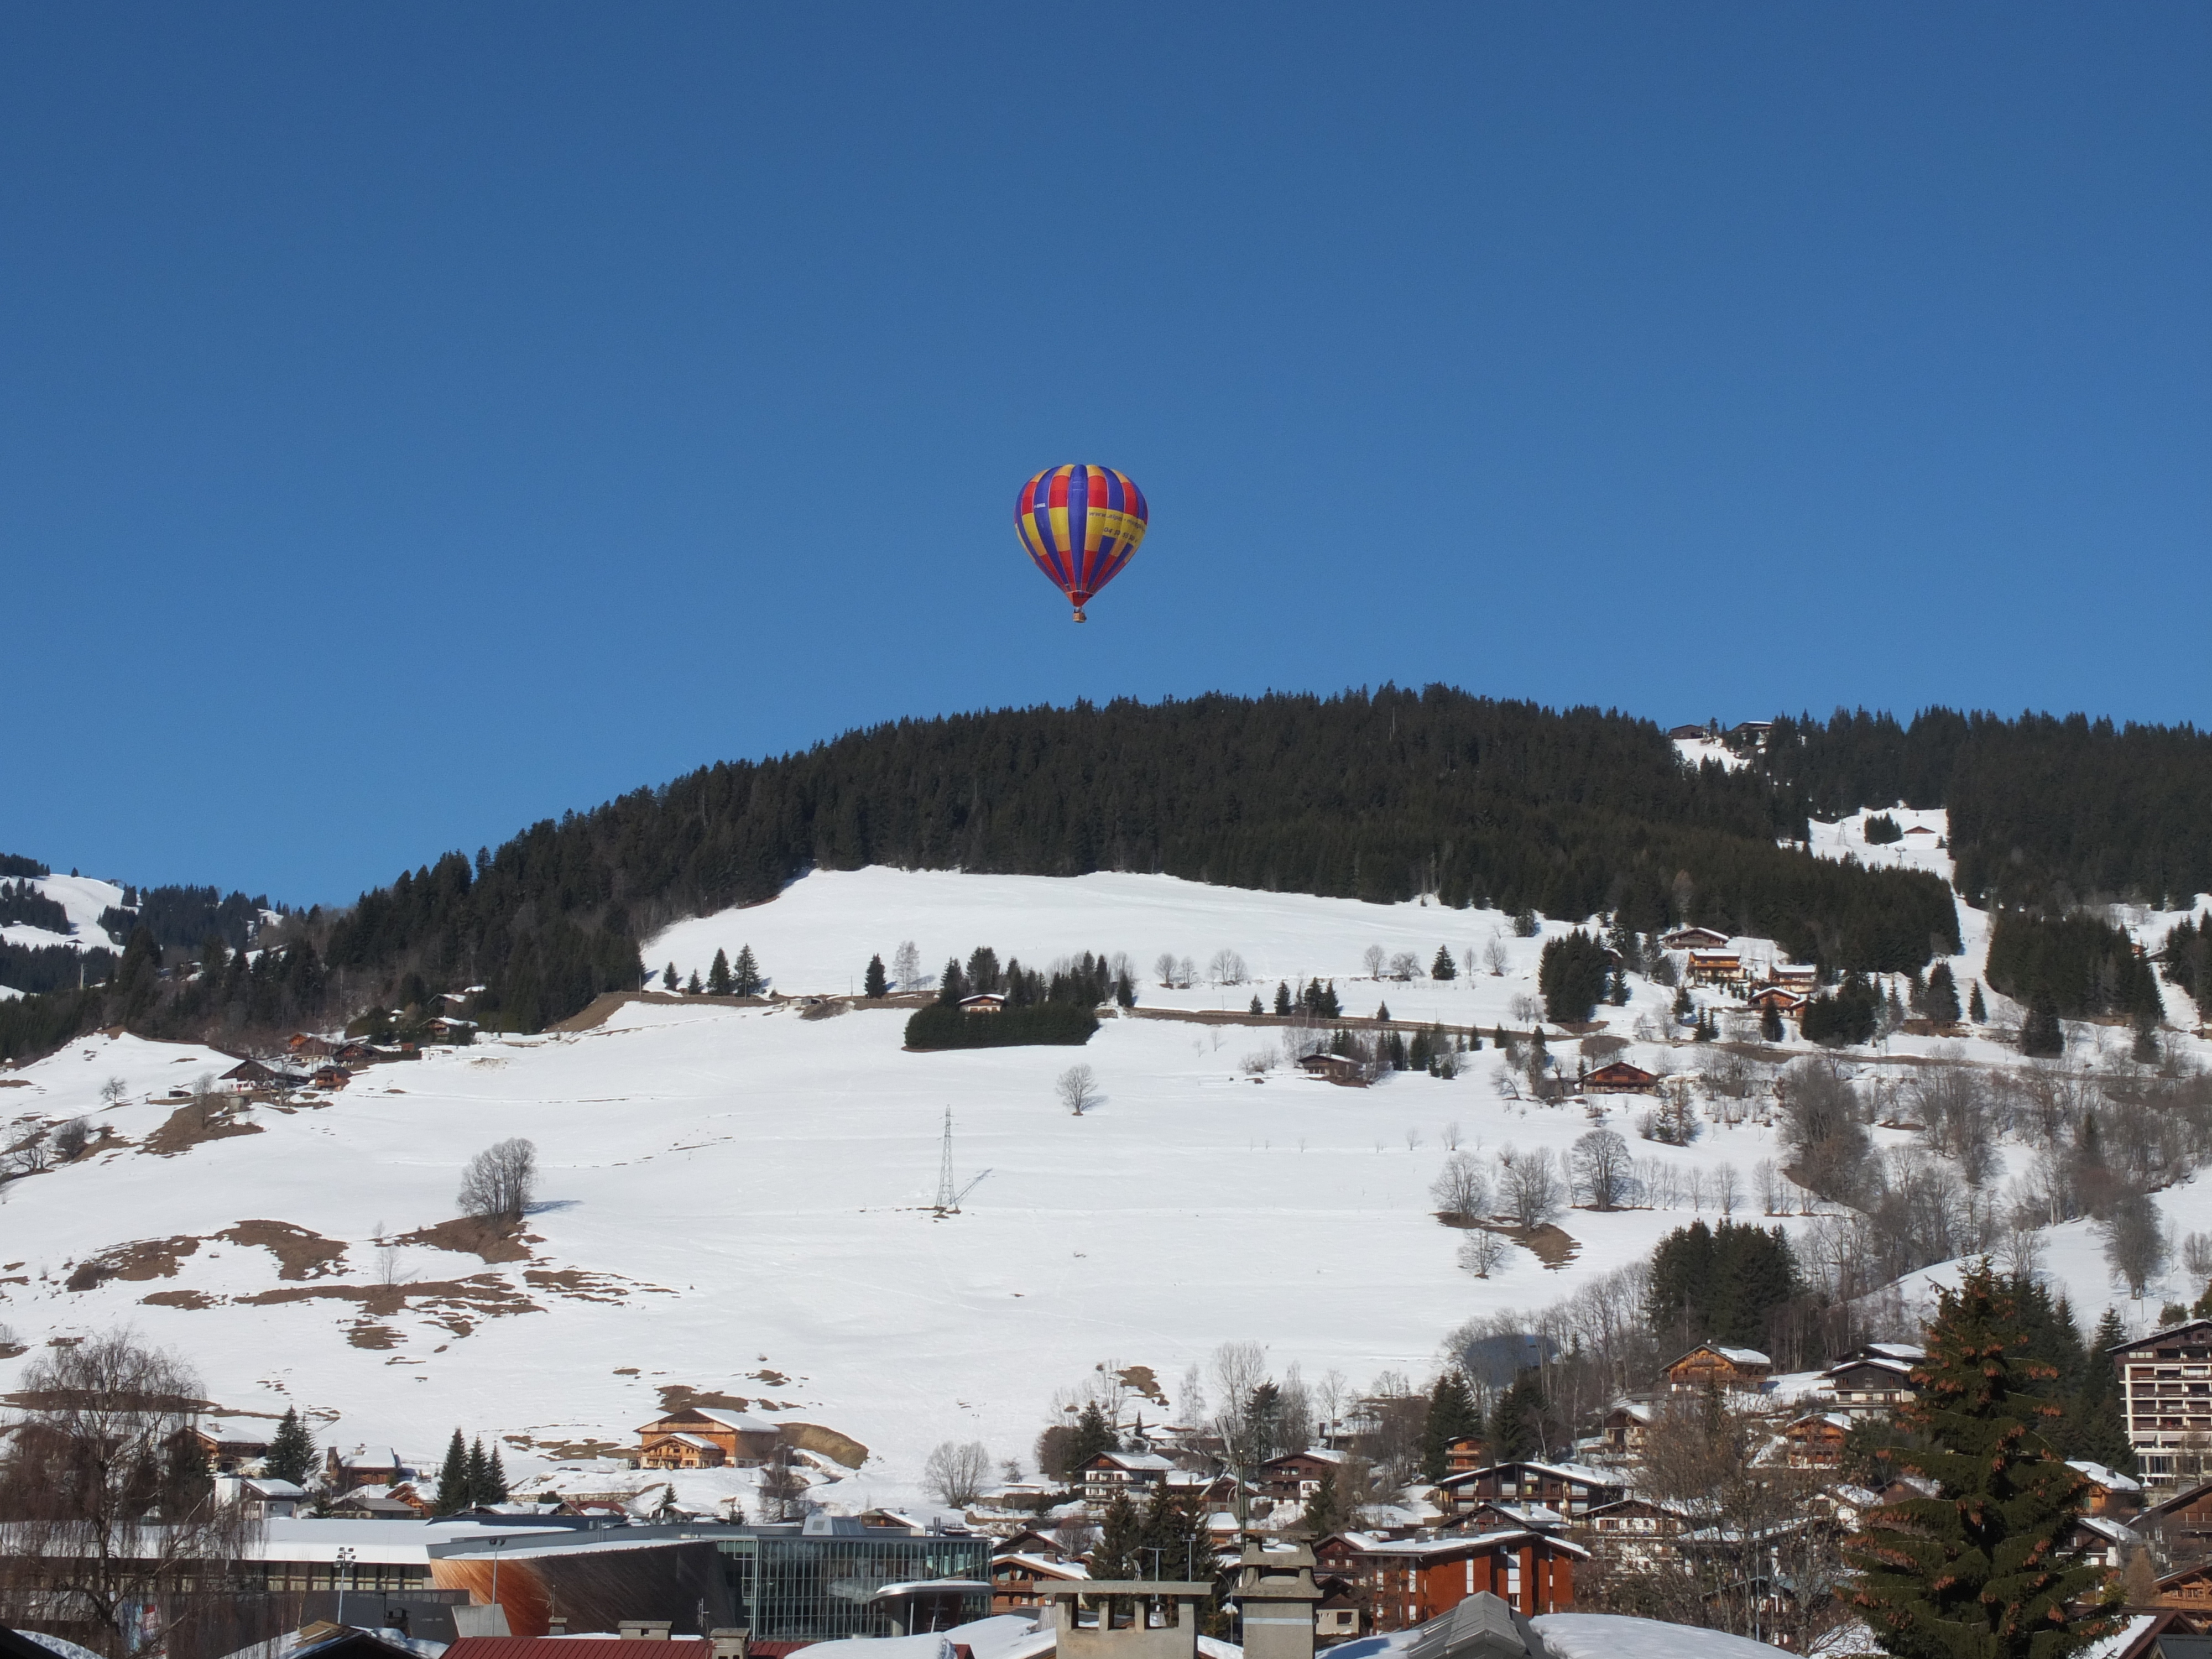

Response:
(10, 685), (2208, 1056)
(1755, 707), (2212, 909)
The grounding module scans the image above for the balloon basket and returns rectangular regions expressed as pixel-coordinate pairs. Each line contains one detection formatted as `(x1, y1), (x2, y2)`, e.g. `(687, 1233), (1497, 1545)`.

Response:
(1071, 607), (1087, 623)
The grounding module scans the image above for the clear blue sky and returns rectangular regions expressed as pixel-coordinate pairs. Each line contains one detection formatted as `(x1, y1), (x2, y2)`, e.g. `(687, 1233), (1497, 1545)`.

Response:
(4, 4), (2206, 905)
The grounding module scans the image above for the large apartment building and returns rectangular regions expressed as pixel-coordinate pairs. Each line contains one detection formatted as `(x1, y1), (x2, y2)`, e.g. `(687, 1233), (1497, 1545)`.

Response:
(2109, 1319), (2212, 1485)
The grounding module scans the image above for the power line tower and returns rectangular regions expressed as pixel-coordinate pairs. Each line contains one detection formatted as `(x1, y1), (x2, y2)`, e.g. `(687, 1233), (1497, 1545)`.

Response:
(933, 1108), (989, 1215)
(935, 1107), (958, 1213)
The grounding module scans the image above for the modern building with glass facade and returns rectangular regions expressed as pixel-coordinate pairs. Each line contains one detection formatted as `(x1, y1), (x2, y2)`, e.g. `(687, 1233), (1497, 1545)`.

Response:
(715, 1517), (992, 1640)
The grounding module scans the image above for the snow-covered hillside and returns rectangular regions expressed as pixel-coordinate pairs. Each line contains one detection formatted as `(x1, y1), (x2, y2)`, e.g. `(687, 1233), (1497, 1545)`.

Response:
(2, 866), (2207, 1514)
(0, 872), (1843, 1510)
(0, 870), (126, 954)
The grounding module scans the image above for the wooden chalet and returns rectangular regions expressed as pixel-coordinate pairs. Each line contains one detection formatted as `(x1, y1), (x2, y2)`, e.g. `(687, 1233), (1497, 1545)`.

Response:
(219, 1058), (280, 1091)
(1443, 1434), (1486, 1474)
(287, 1034), (338, 1058)
(1582, 1062), (1656, 1095)
(1076, 1448), (1176, 1499)
(1822, 1343), (1923, 1416)
(1297, 1052), (1367, 1088)
(2068, 1460), (2146, 1517)
(1323, 1529), (1586, 1627)
(1435, 1500), (1564, 1537)
(1684, 951), (1744, 989)
(1583, 1497), (1688, 1565)
(2059, 1514), (2144, 1572)
(635, 1407), (781, 1469)
(322, 1444), (405, 1488)
(309, 1065), (351, 1090)
(1782, 1412), (1851, 1469)
(182, 1422), (270, 1473)
(1314, 1584), (1363, 1645)
(957, 994), (1007, 1014)
(1599, 1400), (1655, 1459)
(2138, 1477), (2212, 1558)
(1658, 927), (1730, 951)
(990, 1554), (1087, 1614)
(1749, 985), (1808, 1014)
(1433, 1460), (1623, 1520)
(1664, 1343), (1773, 1393)
(333, 1040), (379, 1067)
(2154, 1561), (2212, 1616)
(1260, 1449), (1353, 1501)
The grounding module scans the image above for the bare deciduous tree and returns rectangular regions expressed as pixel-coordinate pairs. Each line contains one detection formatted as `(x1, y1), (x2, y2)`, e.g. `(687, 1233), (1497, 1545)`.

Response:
(98, 1077), (128, 1109)
(1362, 945), (1386, 979)
(1458, 1228), (1509, 1278)
(2184, 1230), (2212, 1281)
(0, 1331), (264, 1658)
(1500, 1146), (1564, 1228)
(1430, 1151), (1490, 1220)
(1387, 951), (1422, 981)
(457, 1136), (538, 1223)
(921, 1439), (993, 1506)
(1154, 952), (1180, 988)
(1569, 1129), (1636, 1211)
(2103, 1193), (2170, 1297)
(52, 1118), (91, 1162)
(1177, 955), (1197, 989)
(1056, 1065), (1101, 1116)
(891, 940), (924, 992)
(1207, 948), (1248, 986)
(1484, 935), (1510, 977)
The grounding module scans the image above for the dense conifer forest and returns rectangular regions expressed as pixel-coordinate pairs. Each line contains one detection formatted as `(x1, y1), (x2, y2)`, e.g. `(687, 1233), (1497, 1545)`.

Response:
(1753, 708), (2212, 909)
(8, 686), (2212, 1057)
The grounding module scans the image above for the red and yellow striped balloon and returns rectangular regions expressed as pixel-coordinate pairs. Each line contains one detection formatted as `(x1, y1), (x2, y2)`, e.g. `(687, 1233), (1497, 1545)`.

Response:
(1014, 465), (1149, 622)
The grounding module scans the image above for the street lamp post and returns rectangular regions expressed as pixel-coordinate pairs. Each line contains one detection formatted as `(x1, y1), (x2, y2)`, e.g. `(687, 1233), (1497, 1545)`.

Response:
(335, 1547), (355, 1629)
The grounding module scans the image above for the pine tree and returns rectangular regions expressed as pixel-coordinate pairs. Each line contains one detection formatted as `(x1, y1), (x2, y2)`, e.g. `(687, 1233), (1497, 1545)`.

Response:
(662, 962), (679, 992)
(1431, 946), (1457, 981)
(2068, 1309), (2138, 1475)
(1926, 962), (1961, 1023)
(434, 1429), (469, 1516)
(1249, 994), (1263, 1015)
(1272, 980), (1292, 1016)
(265, 1406), (316, 1486)
(465, 1437), (491, 1507)
(1375, 1001), (1390, 1023)
(732, 945), (762, 997)
(1969, 980), (1988, 1024)
(1761, 1002), (1785, 1043)
(708, 948), (732, 995)
(1488, 1372), (1548, 1462)
(2021, 997), (2065, 1057)
(1092, 1490), (1144, 1580)
(1419, 1371), (1480, 1481)
(685, 969), (702, 995)
(1067, 1401), (1118, 1470)
(485, 1445), (509, 1504)
(864, 954), (888, 998)
(1303, 1467), (1354, 1540)
(1139, 1484), (1208, 1580)
(1847, 1262), (2121, 1659)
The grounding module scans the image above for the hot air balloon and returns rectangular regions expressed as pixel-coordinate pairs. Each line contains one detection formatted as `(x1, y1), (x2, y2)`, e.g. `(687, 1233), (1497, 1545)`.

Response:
(1014, 465), (1148, 622)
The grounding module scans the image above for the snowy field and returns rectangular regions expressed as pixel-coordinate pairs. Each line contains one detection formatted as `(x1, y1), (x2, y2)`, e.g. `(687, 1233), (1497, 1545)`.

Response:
(2, 865), (2209, 1512)
(0, 870), (128, 953)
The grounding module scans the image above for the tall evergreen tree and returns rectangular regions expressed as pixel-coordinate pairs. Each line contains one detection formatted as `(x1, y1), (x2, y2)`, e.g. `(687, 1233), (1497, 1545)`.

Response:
(1091, 1490), (1144, 1580)
(265, 1406), (317, 1486)
(662, 962), (679, 992)
(1847, 1262), (2120, 1659)
(732, 945), (762, 996)
(1420, 1371), (1481, 1481)
(1487, 1372), (1549, 1462)
(1924, 962), (1961, 1024)
(1431, 946), (1458, 982)
(707, 948), (732, 995)
(685, 969), (702, 995)
(2063, 1309), (2138, 1475)
(1302, 1467), (1355, 1541)
(864, 954), (888, 998)
(1272, 980), (1292, 1016)
(484, 1444), (510, 1504)
(465, 1438), (491, 1507)
(1969, 980), (1988, 1023)
(1067, 1401), (1118, 1470)
(2021, 997), (2065, 1058)
(434, 1429), (469, 1516)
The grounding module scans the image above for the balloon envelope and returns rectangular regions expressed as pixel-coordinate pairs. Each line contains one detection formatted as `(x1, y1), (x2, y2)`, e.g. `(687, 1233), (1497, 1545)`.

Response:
(1014, 465), (1148, 621)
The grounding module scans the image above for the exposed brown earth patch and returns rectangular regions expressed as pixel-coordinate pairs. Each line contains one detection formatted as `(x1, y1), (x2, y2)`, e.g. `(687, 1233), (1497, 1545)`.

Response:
(1502, 1222), (1580, 1269)
(397, 1216), (533, 1264)
(346, 1322), (400, 1349)
(780, 1422), (868, 1469)
(65, 1235), (202, 1292)
(237, 1274), (540, 1337)
(525, 1268), (634, 1303)
(749, 1369), (790, 1386)
(145, 1101), (263, 1157)
(140, 1289), (217, 1309)
(1117, 1365), (1166, 1405)
(518, 1436), (633, 1459)
(216, 1220), (348, 1280)
(655, 1384), (754, 1413)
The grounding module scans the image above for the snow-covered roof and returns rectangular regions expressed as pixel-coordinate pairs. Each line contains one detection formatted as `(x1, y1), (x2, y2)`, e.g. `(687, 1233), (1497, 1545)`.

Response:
(1087, 1450), (1175, 1472)
(2067, 1460), (2144, 1494)
(688, 1408), (778, 1434)
(995, 1555), (1088, 1579)
(2072, 1515), (2143, 1548)
(1529, 1612), (1796, 1657)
